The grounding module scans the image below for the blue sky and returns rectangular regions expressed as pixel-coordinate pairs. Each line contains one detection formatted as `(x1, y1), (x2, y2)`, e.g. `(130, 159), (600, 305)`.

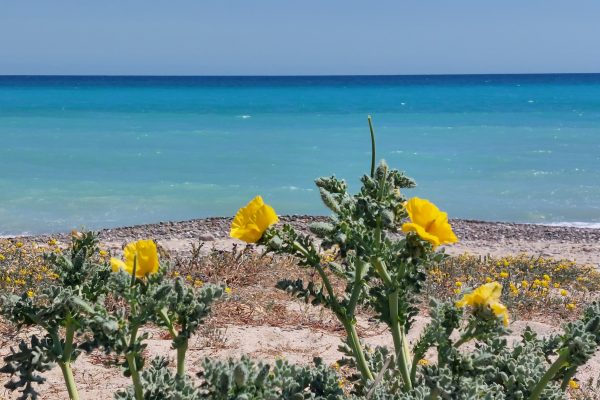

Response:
(1, 0), (599, 75)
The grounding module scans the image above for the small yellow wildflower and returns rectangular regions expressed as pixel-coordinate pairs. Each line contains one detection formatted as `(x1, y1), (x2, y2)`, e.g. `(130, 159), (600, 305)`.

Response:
(560, 289), (568, 297)
(16, 242), (24, 248)
(0, 254), (5, 261)
(521, 280), (529, 288)
(455, 281), (462, 287)
(566, 303), (576, 311)
(225, 287), (232, 295)
(499, 272), (509, 278)
(568, 379), (579, 389)
(553, 283), (560, 288)
(485, 277), (493, 283)
(543, 274), (551, 281)
(401, 197), (458, 247)
(418, 359), (429, 366)
(454, 288), (461, 295)
(540, 280), (549, 288)
(173, 271), (180, 277)
(27, 290), (35, 298)
(99, 250), (108, 257)
(194, 279), (204, 287)
(186, 275), (193, 282)
(48, 239), (57, 246)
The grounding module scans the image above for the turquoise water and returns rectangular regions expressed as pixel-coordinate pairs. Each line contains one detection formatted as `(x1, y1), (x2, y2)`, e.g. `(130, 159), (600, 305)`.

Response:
(1, 75), (599, 235)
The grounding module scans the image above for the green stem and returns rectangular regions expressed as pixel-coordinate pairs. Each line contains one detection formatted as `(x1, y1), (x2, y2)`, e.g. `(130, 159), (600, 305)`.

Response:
(126, 353), (144, 400)
(343, 319), (374, 382)
(58, 316), (79, 400)
(368, 115), (376, 178)
(347, 259), (366, 315)
(389, 290), (413, 391)
(528, 350), (569, 400)
(126, 294), (143, 400)
(59, 362), (80, 400)
(560, 366), (577, 391)
(176, 338), (188, 377)
(372, 258), (393, 287)
(293, 241), (373, 382)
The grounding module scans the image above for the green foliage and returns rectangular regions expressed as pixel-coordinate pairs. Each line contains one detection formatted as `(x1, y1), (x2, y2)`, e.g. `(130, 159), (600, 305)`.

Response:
(0, 232), (113, 399)
(197, 356), (344, 399)
(114, 357), (201, 400)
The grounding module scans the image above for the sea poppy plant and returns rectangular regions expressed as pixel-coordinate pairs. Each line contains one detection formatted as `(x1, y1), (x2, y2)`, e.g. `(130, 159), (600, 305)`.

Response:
(456, 281), (509, 326)
(110, 239), (159, 278)
(401, 197), (458, 247)
(230, 195), (279, 243)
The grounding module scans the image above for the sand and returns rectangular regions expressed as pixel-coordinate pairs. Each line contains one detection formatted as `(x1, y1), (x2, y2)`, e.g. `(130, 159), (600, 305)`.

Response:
(1, 216), (599, 398)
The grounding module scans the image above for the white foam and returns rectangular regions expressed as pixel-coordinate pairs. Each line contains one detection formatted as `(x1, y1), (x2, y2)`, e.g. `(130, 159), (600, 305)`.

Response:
(540, 222), (600, 229)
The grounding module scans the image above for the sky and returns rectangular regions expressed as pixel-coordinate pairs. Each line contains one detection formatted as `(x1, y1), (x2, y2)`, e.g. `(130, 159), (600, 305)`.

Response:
(1, 0), (599, 75)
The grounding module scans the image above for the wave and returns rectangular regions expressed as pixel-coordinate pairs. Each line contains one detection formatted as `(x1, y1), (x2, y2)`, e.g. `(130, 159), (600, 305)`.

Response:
(540, 221), (600, 229)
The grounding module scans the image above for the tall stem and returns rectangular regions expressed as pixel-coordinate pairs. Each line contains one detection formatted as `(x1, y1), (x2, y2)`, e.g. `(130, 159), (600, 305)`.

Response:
(389, 290), (413, 391)
(126, 352), (144, 400)
(292, 240), (373, 382)
(528, 350), (569, 400)
(58, 316), (79, 400)
(59, 362), (80, 400)
(176, 338), (188, 377)
(368, 115), (376, 178)
(343, 319), (374, 382)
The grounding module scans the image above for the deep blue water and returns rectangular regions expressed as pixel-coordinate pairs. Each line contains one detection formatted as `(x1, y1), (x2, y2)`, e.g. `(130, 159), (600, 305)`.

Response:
(1, 74), (599, 235)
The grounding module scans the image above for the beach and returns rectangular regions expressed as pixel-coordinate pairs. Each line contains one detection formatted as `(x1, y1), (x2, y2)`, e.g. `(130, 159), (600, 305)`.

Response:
(13, 216), (600, 266)
(1, 217), (599, 398)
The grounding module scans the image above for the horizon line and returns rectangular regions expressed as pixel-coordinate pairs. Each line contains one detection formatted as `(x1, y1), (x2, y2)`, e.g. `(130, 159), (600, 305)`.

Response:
(1, 72), (600, 78)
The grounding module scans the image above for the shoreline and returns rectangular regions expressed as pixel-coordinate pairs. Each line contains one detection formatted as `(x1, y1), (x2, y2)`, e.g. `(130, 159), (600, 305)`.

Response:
(3, 215), (599, 266)
(6, 215), (600, 241)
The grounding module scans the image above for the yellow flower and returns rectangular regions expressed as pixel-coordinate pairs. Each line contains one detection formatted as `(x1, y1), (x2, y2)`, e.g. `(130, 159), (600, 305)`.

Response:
(225, 287), (232, 295)
(48, 239), (57, 246)
(521, 280), (529, 288)
(560, 289), (568, 297)
(568, 379), (580, 389)
(99, 250), (108, 257)
(456, 282), (509, 326)
(110, 239), (159, 278)
(485, 277), (493, 283)
(15, 242), (23, 248)
(418, 359), (429, 366)
(27, 290), (35, 298)
(230, 196), (279, 243)
(499, 272), (509, 278)
(454, 288), (461, 295)
(566, 303), (576, 311)
(0, 254), (4, 261)
(553, 283), (560, 288)
(173, 271), (180, 277)
(194, 279), (204, 287)
(455, 281), (462, 287)
(401, 197), (458, 247)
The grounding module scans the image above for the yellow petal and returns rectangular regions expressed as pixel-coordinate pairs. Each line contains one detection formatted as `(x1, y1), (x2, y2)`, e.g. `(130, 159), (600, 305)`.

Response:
(133, 240), (159, 277)
(110, 258), (128, 273)
(230, 196), (278, 243)
(402, 222), (441, 247)
(490, 302), (510, 326)
(403, 197), (458, 246)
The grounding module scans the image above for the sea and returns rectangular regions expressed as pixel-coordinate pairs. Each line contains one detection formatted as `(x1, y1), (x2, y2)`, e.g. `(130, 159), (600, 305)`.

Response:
(0, 74), (599, 235)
